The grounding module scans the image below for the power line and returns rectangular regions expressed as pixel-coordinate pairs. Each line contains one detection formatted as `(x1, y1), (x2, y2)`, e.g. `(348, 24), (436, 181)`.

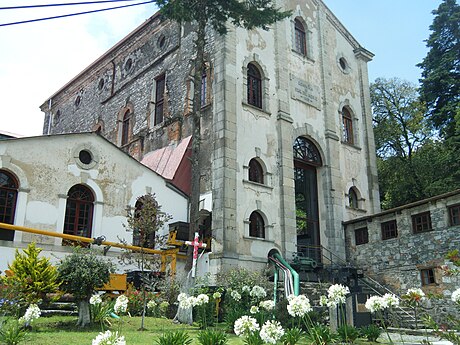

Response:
(0, 0), (143, 11)
(0, 0), (155, 27)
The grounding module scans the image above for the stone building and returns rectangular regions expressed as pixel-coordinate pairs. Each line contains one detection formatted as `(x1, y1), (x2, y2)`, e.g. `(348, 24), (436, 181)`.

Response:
(0, 133), (188, 272)
(39, 0), (380, 276)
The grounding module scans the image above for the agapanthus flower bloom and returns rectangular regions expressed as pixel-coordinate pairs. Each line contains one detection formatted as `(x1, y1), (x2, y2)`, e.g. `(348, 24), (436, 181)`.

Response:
(177, 293), (188, 303)
(234, 315), (259, 336)
(260, 320), (285, 344)
(287, 294), (312, 317)
(90, 295), (102, 305)
(382, 293), (399, 308)
(327, 284), (350, 306)
(213, 291), (222, 299)
(231, 290), (242, 301)
(20, 304), (41, 324)
(242, 285), (251, 293)
(114, 295), (128, 314)
(195, 294), (209, 306)
(179, 296), (194, 309)
(365, 296), (386, 313)
(250, 285), (267, 299)
(319, 295), (329, 307)
(259, 300), (275, 311)
(451, 288), (460, 304)
(92, 330), (126, 345)
(147, 300), (157, 310)
(250, 305), (259, 314)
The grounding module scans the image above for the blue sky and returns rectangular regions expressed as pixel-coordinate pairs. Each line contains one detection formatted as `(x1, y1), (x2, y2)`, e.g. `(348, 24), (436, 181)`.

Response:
(0, 0), (442, 136)
(326, 0), (441, 84)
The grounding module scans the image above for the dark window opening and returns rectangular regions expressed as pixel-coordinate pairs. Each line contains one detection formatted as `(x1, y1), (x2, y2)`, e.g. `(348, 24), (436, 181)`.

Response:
(355, 227), (368, 245)
(201, 70), (208, 107)
(132, 198), (156, 249)
(248, 159), (264, 184)
(421, 268), (435, 286)
(249, 211), (265, 238)
(247, 63), (262, 109)
(294, 19), (307, 56)
(78, 150), (92, 165)
(0, 170), (19, 241)
(63, 184), (94, 247)
(125, 58), (133, 72)
(412, 211), (432, 233)
(449, 204), (460, 226)
(293, 137), (322, 166)
(342, 107), (354, 144)
(381, 220), (398, 240)
(121, 110), (131, 146)
(155, 75), (165, 125)
(348, 188), (358, 209)
(75, 95), (81, 107)
(339, 57), (348, 70)
(98, 78), (105, 91)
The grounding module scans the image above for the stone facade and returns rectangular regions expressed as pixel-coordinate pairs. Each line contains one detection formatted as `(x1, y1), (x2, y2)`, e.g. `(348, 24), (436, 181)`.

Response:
(39, 1), (380, 275)
(344, 190), (460, 319)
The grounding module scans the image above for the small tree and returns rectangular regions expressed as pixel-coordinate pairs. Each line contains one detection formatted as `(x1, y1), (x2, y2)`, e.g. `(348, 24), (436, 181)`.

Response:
(1, 242), (60, 305)
(57, 250), (114, 327)
(123, 193), (171, 330)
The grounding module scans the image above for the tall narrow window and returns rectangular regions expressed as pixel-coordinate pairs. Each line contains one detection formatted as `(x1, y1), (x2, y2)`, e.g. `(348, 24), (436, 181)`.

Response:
(201, 70), (208, 107)
(121, 110), (131, 146)
(248, 159), (264, 184)
(155, 74), (165, 125)
(63, 184), (94, 246)
(249, 211), (265, 238)
(348, 188), (358, 209)
(294, 19), (307, 56)
(342, 107), (354, 145)
(247, 63), (262, 109)
(0, 170), (18, 241)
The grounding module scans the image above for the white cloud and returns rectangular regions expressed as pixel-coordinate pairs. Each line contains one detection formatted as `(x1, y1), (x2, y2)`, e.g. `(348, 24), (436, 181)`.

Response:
(0, 0), (157, 136)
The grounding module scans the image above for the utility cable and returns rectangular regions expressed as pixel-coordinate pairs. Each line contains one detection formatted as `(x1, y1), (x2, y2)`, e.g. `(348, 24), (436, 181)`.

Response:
(0, 0), (143, 11)
(0, 0), (155, 27)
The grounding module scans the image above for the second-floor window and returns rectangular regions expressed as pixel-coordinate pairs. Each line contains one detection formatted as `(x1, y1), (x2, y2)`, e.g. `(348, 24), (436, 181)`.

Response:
(155, 74), (165, 125)
(412, 211), (432, 233)
(247, 63), (262, 109)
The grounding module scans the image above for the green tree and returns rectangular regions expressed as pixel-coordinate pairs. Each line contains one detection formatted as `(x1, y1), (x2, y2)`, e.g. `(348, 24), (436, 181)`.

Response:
(153, 0), (291, 269)
(418, 0), (460, 139)
(1, 243), (60, 305)
(57, 250), (114, 327)
(123, 193), (171, 330)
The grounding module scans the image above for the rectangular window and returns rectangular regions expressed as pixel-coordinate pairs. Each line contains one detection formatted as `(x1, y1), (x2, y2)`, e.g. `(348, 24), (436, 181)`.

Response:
(420, 268), (435, 286)
(381, 220), (398, 240)
(342, 108), (354, 145)
(449, 204), (460, 226)
(355, 227), (368, 245)
(154, 74), (165, 125)
(201, 70), (208, 107)
(412, 211), (432, 233)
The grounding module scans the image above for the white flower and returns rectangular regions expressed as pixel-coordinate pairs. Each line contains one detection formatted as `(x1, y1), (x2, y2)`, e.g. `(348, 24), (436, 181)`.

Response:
(177, 293), (188, 303)
(20, 304), (41, 324)
(365, 296), (386, 313)
(90, 295), (102, 305)
(260, 320), (285, 344)
(287, 294), (312, 317)
(114, 295), (128, 314)
(231, 290), (242, 301)
(382, 293), (399, 308)
(179, 296), (196, 309)
(259, 300), (275, 311)
(195, 294), (209, 306)
(319, 295), (328, 307)
(213, 291), (222, 299)
(451, 288), (460, 303)
(250, 305), (259, 314)
(234, 315), (259, 336)
(327, 284), (350, 306)
(405, 288), (426, 302)
(147, 300), (157, 310)
(250, 285), (267, 299)
(92, 330), (126, 345)
(242, 285), (251, 293)
(159, 301), (169, 309)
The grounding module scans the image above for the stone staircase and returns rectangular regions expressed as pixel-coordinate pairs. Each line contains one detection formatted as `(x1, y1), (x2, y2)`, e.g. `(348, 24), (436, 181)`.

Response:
(40, 295), (78, 316)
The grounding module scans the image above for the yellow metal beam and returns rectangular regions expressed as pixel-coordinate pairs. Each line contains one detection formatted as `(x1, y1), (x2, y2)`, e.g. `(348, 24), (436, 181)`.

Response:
(0, 222), (179, 273)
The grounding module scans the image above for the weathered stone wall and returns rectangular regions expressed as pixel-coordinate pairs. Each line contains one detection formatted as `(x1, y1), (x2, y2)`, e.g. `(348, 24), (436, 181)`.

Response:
(345, 191), (460, 320)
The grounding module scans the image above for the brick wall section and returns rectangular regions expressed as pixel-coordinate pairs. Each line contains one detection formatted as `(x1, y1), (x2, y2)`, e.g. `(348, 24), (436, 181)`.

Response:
(344, 190), (460, 319)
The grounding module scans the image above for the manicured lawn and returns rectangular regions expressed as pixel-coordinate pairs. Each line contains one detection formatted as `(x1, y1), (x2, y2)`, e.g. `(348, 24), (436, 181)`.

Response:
(22, 316), (244, 345)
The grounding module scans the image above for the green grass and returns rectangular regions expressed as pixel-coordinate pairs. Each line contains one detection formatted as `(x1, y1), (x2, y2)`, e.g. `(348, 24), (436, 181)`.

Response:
(21, 316), (244, 345)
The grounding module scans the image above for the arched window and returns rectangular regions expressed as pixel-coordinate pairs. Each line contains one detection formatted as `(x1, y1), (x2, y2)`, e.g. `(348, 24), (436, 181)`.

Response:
(293, 137), (322, 166)
(121, 110), (131, 146)
(247, 63), (262, 108)
(63, 184), (94, 246)
(294, 19), (307, 56)
(249, 211), (265, 238)
(248, 158), (264, 184)
(0, 170), (19, 241)
(348, 188), (358, 209)
(342, 107), (354, 145)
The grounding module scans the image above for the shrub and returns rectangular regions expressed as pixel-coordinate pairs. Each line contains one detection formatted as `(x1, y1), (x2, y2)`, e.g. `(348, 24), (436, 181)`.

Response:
(282, 327), (304, 345)
(360, 324), (382, 342)
(337, 324), (361, 343)
(306, 324), (337, 345)
(154, 330), (192, 345)
(196, 329), (228, 345)
(0, 318), (27, 345)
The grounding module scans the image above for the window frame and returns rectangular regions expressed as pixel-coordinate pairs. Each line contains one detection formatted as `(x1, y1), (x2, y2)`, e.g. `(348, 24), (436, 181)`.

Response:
(294, 18), (307, 56)
(448, 204), (460, 226)
(420, 268), (436, 286)
(121, 109), (131, 146)
(412, 211), (432, 234)
(249, 211), (265, 239)
(348, 188), (358, 209)
(354, 227), (368, 245)
(154, 74), (166, 126)
(381, 220), (398, 240)
(341, 107), (354, 145)
(63, 184), (94, 246)
(248, 159), (264, 184)
(0, 170), (19, 241)
(247, 63), (263, 109)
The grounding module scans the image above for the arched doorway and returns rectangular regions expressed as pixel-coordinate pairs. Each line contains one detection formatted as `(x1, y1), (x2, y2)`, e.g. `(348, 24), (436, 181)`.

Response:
(293, 137), (322, 261)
